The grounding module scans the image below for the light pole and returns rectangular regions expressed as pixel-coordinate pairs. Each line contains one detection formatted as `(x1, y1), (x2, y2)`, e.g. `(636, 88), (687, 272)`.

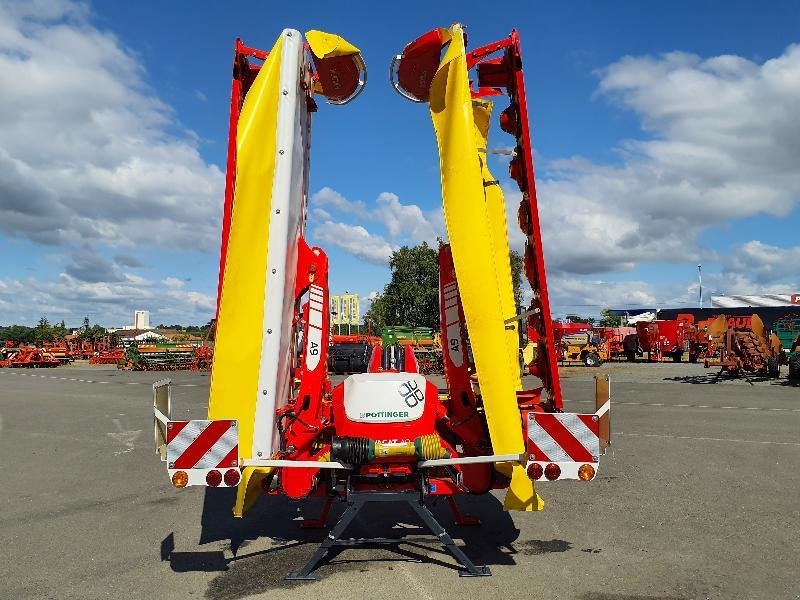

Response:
(697, 264), (702, 308)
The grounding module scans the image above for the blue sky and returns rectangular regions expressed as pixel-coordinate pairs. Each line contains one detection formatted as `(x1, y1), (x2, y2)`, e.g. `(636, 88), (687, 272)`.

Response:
(0, 0), (799, 326)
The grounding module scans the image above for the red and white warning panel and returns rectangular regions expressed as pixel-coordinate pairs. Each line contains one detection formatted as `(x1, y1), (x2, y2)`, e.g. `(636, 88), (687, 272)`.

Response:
(166, 420), (240, 488)
(524, 411), (602, 482)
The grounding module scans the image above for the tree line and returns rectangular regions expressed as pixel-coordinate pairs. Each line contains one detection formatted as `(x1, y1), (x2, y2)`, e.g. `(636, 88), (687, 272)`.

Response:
(0, 316), (106, 344)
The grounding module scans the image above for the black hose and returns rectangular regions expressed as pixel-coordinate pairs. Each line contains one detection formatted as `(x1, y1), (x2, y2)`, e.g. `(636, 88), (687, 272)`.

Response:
(331, 436), (372, 465)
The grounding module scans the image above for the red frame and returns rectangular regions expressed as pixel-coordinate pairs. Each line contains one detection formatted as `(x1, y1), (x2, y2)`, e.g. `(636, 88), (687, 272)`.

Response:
(466, 31), (564, 410)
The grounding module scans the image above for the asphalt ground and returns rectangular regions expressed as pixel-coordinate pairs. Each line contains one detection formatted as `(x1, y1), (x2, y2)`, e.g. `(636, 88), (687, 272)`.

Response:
(0, 362), (798, 600)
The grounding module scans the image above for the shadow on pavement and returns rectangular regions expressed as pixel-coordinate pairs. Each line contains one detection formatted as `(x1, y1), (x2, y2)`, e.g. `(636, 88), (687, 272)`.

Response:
(663, 371), (778, 385)
(163, 486), (529, 594)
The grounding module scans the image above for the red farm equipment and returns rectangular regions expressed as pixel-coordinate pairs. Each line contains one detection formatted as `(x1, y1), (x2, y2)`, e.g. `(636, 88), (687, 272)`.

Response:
(594, 327), (637, 361)
(0, 346), (61, 368)
(89, 347), (125, 365)
(152, 25), (612, 580)
(635, 319), (690, 362)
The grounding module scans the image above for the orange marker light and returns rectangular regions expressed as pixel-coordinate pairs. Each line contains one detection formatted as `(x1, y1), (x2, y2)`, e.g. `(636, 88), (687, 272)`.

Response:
(578, 464), (596, 481)
(171, 470), (189, 488)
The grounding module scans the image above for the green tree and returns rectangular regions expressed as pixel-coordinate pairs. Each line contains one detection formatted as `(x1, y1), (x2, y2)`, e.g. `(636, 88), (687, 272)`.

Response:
(565, 314), (595, 325)
(598, 308), (623, 327)
(363, 243), (526, 332)
(0, 325), (36, 344)
(510, 249), (524, 309)
(34, 316), (55, 343)
(384, 242), (440, 328)
(363, 292), (391, 332)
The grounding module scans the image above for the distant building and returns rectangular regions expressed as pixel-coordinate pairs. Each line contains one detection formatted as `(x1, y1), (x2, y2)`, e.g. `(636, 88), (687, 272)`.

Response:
(119, 309), (151, 331)
(134, 310), (150, 329)
(711, 294), (800, 308)
(116, 329), (166, 345)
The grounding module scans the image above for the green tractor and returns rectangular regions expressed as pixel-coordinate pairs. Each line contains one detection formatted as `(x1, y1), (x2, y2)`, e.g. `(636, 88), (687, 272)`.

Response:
(789, 332), (800, 381)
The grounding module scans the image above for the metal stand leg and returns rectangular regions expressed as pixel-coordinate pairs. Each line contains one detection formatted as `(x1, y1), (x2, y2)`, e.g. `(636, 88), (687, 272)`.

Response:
(285, 498), (364, 581)
(409, 499), (490, 577)
(285, 487), (490, 580)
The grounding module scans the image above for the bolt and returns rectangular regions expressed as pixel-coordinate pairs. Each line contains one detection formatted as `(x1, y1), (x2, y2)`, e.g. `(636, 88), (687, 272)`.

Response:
(167, 422), (173, 429)
(271, 269), (276, 274)
(278, 149), (284, 155)
(257, 451), (263, 457)
(262, 389), (267, 395)
(282, 89), (288, 95)
(592, 415), (598, 421)
(275, 209), (280, 214)
(267, 329), (272, 334)
(286, 31), (292, 37)
(168, 462), (174, 468)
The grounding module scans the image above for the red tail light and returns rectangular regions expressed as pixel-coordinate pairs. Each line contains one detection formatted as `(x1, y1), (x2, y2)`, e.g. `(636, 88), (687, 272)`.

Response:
(544, 463), (561, 480)
(224, 468), (241, 487)
(206, 470), (222, 487)
(527, 462), (543, 480)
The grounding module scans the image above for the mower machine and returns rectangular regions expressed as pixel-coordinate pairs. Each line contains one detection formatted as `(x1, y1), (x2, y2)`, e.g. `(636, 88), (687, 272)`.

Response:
(154, 25), (611, 579)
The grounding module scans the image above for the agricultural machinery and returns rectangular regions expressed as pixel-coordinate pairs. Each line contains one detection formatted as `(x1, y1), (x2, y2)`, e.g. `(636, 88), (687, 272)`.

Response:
(527, 322), (606, 367)
(704, 314), (782, 378)
(153, 25), (611, 579)
(0, 346), (60, 368)
(327, 334), (374, 374)
(788, 332), (800, 381)
(381, 326), (443, 374)
(634, 319), (690, 362)
(594, 327), (638, 362)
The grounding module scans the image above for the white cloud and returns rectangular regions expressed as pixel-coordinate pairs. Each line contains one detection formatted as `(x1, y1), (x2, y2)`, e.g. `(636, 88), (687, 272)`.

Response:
(0, 272), (214, 326)
(721, 241), (800, 286)
(374, 192), (441, 244)
(311, 187), (367, 216)
(313, 221), (396, 265)
(0, 2), (223, 325)
(0, 2), (224, 250)
(532, 45), (800, 276)
(547, 274), (659, 315)
(310, 187), (444, 253)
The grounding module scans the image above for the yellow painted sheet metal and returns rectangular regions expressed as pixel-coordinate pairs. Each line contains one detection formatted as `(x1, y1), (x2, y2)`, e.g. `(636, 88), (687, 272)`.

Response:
(233, 467), (274, 518)
(305, 30), (360, 58)
(208, 34), (284, 459)
(473, 100), (521, 390)
(429, 25), (542, 511)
